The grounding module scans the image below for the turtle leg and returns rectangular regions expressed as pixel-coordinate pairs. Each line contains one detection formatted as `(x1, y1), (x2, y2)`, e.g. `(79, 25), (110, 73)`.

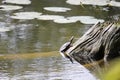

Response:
(66, 55), (73, 63)
(69, 58), (73, 63)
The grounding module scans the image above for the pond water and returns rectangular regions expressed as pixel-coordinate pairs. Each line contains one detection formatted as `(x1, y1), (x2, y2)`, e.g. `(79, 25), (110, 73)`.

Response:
(0, 0), (120, 80)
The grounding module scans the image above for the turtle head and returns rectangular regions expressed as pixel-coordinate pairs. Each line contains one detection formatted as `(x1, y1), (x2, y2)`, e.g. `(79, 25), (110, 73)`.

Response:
(69, 36), (74, 44)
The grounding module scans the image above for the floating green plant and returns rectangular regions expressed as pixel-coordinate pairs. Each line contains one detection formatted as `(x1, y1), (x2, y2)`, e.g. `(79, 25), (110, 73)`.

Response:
(11, 12), (42, 20)
(66, 0), (120, 7)
(37, 15), (64, 20)
(0, 5), (22, 11)
(44, 7), (71, 12)
(2, 0), (31, 5)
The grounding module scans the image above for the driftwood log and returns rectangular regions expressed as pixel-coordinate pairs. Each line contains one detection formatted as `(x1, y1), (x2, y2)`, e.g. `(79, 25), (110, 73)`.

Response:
(65, 21), (120, 65)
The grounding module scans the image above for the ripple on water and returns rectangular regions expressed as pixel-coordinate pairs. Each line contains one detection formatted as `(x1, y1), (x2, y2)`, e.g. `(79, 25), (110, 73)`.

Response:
(19, 57), (97, 80)
(0, 52), (97, 80)
(0, 27), (11, 32)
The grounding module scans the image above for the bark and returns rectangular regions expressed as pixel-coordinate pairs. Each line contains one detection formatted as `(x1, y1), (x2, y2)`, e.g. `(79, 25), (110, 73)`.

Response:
(66, 21), (120, 64)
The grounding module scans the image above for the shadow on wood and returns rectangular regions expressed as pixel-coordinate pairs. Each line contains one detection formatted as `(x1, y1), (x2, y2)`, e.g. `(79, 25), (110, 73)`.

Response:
(60, 21), (120, 65)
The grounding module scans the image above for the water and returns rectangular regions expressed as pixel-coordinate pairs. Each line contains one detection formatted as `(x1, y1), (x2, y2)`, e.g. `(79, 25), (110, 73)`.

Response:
(0, 52), (97, 80)
(0, 0), (120, 80)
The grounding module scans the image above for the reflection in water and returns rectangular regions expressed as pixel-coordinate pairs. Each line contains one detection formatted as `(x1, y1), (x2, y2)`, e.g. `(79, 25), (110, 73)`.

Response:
(0, 0), (120, 79)
(0, 52), (96, 80)
(0, 18), (85, 54)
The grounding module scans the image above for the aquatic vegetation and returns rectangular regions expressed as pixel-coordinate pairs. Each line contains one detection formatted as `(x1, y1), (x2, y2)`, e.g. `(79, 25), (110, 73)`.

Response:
(11, 12), (42, 20)
(67, 16), (104, 24)
(66, 0), (107, 6)
(37, 15), (64, 20)
(53, 18), (77, 24)
(66, 0), (82, 5)
(0, 5), (23, 11)
(44, 7), (71, 12)
(66, 0), (120, 7)
(10, 12), (104, 24)
(54, 16), (104, 24)
(2, 0), (31, 5)
(110, 1), (120, 7)
(79, 18), (104, 24)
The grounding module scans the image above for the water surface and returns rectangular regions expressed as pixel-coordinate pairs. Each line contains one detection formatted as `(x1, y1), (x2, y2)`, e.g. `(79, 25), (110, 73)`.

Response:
(0, 51), (97, 80)
(0, 0), (120, 80)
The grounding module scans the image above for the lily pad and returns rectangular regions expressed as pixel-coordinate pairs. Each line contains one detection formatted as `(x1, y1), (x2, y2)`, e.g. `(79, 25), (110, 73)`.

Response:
(68, 16), (93, 21)
(81, 0), (108, 6)
(80, 18), (104, 24)
(11, 12), (42, 20)
(66, 0), (82, 5)
(2, 0), (31, 5)
(66, 0), (113, 6)
(53, 18), (77, 24)
(68, 16), (104, 24)
(43, 7), (71, 12)
(0, 5), (23, 11)
(110, 1), (120, 7)
(37, 15), (64, 20)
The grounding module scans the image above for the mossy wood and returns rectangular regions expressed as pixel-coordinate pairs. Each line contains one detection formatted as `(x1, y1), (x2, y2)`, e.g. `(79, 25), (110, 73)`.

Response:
(66, 21), (120, 64)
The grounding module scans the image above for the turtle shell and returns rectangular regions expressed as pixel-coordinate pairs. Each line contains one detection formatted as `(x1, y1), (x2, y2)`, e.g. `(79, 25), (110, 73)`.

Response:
(59, 42), (71, 52)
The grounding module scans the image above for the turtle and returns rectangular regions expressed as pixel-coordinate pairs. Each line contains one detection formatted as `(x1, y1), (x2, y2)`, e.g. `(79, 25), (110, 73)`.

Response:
(59, 36), (74, 63)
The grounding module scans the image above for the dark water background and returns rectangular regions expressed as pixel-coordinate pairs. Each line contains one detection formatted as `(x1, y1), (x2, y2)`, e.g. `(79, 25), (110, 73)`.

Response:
(0, 0), (120, 80)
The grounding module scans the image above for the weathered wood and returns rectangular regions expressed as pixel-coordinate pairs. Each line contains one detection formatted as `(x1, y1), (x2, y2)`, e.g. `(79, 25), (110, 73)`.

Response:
(65, 21), (120, 64)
